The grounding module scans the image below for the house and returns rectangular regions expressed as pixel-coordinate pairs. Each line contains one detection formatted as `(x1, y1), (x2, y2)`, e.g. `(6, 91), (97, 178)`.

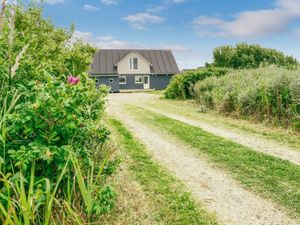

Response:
(90, 49), (180, 92)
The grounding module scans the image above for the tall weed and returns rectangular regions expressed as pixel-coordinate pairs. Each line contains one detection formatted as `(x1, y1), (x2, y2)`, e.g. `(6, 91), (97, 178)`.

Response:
(194, 67), (300, 129)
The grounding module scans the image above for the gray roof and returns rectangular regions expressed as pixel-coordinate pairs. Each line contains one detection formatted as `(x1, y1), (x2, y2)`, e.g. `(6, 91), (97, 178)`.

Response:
(90, 49), (180, 75)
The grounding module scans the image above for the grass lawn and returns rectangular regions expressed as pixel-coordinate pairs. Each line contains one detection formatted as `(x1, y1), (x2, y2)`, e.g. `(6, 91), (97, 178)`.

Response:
(141, 96), (300, 150)
(107, 118), (219, 225)
(127, 106), (300, 218)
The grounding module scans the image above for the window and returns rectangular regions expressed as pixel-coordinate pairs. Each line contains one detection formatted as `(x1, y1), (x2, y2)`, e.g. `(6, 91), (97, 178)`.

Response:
(130, 57), (138, 70)
(109, 78), (114, 84)
(119, 76), (126, 84)
(95, 78), (99, 85)
(135, 75), (143, 84)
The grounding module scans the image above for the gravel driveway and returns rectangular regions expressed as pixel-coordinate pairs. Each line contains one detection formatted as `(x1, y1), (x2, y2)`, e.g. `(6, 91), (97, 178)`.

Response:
(108, 93), (300, 166)
(107, 93), (299, 225)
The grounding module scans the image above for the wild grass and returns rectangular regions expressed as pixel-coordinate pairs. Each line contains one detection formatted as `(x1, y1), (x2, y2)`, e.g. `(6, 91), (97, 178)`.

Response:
(194, 67), (300, 130)
(139, 96), (300, 150)
(99, 144), (157, 225)
(107, 118), (219, 225)
(128, 106), (300, 218)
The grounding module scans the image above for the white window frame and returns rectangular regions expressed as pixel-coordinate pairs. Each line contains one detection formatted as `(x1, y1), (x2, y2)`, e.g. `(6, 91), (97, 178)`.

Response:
(119, 76), (126, 84)
(109, 78), (114, 84)
(129, 57), (139, 71)
(135, 75), (143, 84)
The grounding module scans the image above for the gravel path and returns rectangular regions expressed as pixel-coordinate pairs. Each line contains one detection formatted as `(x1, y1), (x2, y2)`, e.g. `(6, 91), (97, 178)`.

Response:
(108, 93), (300, 166)
(142, 106), (300, 166)
(107, 94), (298, 225)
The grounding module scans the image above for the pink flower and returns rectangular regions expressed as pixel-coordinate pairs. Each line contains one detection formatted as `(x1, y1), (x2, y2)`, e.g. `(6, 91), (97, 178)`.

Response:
(67, 76), (80, 85)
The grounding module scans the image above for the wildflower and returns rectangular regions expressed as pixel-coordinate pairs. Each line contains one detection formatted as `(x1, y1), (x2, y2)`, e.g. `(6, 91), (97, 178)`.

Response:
(67, 76), (80, 85)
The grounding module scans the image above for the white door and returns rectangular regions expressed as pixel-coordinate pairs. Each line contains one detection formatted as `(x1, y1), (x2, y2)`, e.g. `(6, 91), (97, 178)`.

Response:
(143, 75), (150, 89)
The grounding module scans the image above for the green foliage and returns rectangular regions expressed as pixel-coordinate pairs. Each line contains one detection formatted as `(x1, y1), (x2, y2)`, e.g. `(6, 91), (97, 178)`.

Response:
(0, 159), (70, 225)
(0, 3), (96, 85)
(164, 67), (230, 99)
(212, 43), (299, 69)
(0, 2), (116, 224)
(194, 67), (300, 129)
(6, 76), (108, 178)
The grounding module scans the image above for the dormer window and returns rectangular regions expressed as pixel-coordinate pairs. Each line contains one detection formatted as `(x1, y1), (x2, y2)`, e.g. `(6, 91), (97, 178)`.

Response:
(130, 57), (138, 70)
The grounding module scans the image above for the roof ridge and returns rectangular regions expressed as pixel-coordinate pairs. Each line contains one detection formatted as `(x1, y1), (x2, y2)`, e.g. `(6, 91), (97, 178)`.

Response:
(98, 48), (173, 51)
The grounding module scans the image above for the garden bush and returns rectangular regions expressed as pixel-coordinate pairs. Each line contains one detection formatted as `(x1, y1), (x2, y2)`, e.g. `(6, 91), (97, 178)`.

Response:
(0, 2), (116, 224)
(164, 67), (230, 99)
(194, 67), (300, 129)
(211, 43), (299, 69)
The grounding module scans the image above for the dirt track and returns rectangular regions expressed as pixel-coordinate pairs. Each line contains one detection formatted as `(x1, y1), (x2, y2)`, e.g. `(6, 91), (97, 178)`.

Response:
(108, 93), (300, 166)
(107, 93), (299, 225)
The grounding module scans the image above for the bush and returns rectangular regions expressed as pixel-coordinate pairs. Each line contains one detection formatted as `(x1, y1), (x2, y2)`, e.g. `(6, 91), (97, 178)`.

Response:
(0, 3), (116, 224)
(194, 67), (300, 128)
(211, 43), (299, 69)
(6, 76), (108, 179)
(164, 67), (230, 99)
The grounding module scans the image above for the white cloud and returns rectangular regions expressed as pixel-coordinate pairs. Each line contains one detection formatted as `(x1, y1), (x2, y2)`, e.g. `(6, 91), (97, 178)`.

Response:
(147, 5), (167, 13)
(83, 4), (100, 11)
(123, 13), (165, 30)
(193, 0), (300, 38)
(96, 36), (114, 41)
(71, 31), (138, 49)
(147, 0), (187, 14)
(96, 35), (136, 48)
(98, 40), (131, 49)
(101, 0), (118, 6)
(44, 0), (64, 5)
(156, 44), (191, 52)
(72, 31), (94, 43)
(123, 13), (165, 23)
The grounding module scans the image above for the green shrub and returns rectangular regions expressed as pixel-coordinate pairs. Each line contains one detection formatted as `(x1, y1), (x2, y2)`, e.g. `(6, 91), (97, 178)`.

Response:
(164, 67), (230, 99)
(6, 76), (108, 179)
(0, 2), (116, 224)
(211, 43), (299, 69)
(194, 67), (300, 128)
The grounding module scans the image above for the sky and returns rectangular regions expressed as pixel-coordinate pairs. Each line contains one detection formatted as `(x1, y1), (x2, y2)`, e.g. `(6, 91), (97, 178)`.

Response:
(42, 0), (300, 70)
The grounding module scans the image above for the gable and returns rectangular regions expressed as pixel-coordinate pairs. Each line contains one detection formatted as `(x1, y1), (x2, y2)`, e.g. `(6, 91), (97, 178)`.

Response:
(115, 50), (153, 67)
(90, 49), (180, 75)
(116, 51), (151, 74)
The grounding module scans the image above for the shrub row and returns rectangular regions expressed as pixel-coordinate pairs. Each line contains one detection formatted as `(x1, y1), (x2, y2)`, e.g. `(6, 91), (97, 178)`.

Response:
(193, 67), (300, 128)
(211, 43), (299, 69)
(164, 67), (230, 99)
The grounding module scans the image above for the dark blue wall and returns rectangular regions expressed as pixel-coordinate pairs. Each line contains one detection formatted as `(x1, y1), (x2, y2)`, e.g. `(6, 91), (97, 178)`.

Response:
(95, 76), (119, 92)
(150, 74), (173, 90)
(119, 75), (143, 90)
(93, 74), (173, 91)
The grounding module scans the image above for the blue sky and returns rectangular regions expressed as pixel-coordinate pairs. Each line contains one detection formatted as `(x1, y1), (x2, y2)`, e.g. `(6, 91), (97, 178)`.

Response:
(43, 0), (300, 69)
